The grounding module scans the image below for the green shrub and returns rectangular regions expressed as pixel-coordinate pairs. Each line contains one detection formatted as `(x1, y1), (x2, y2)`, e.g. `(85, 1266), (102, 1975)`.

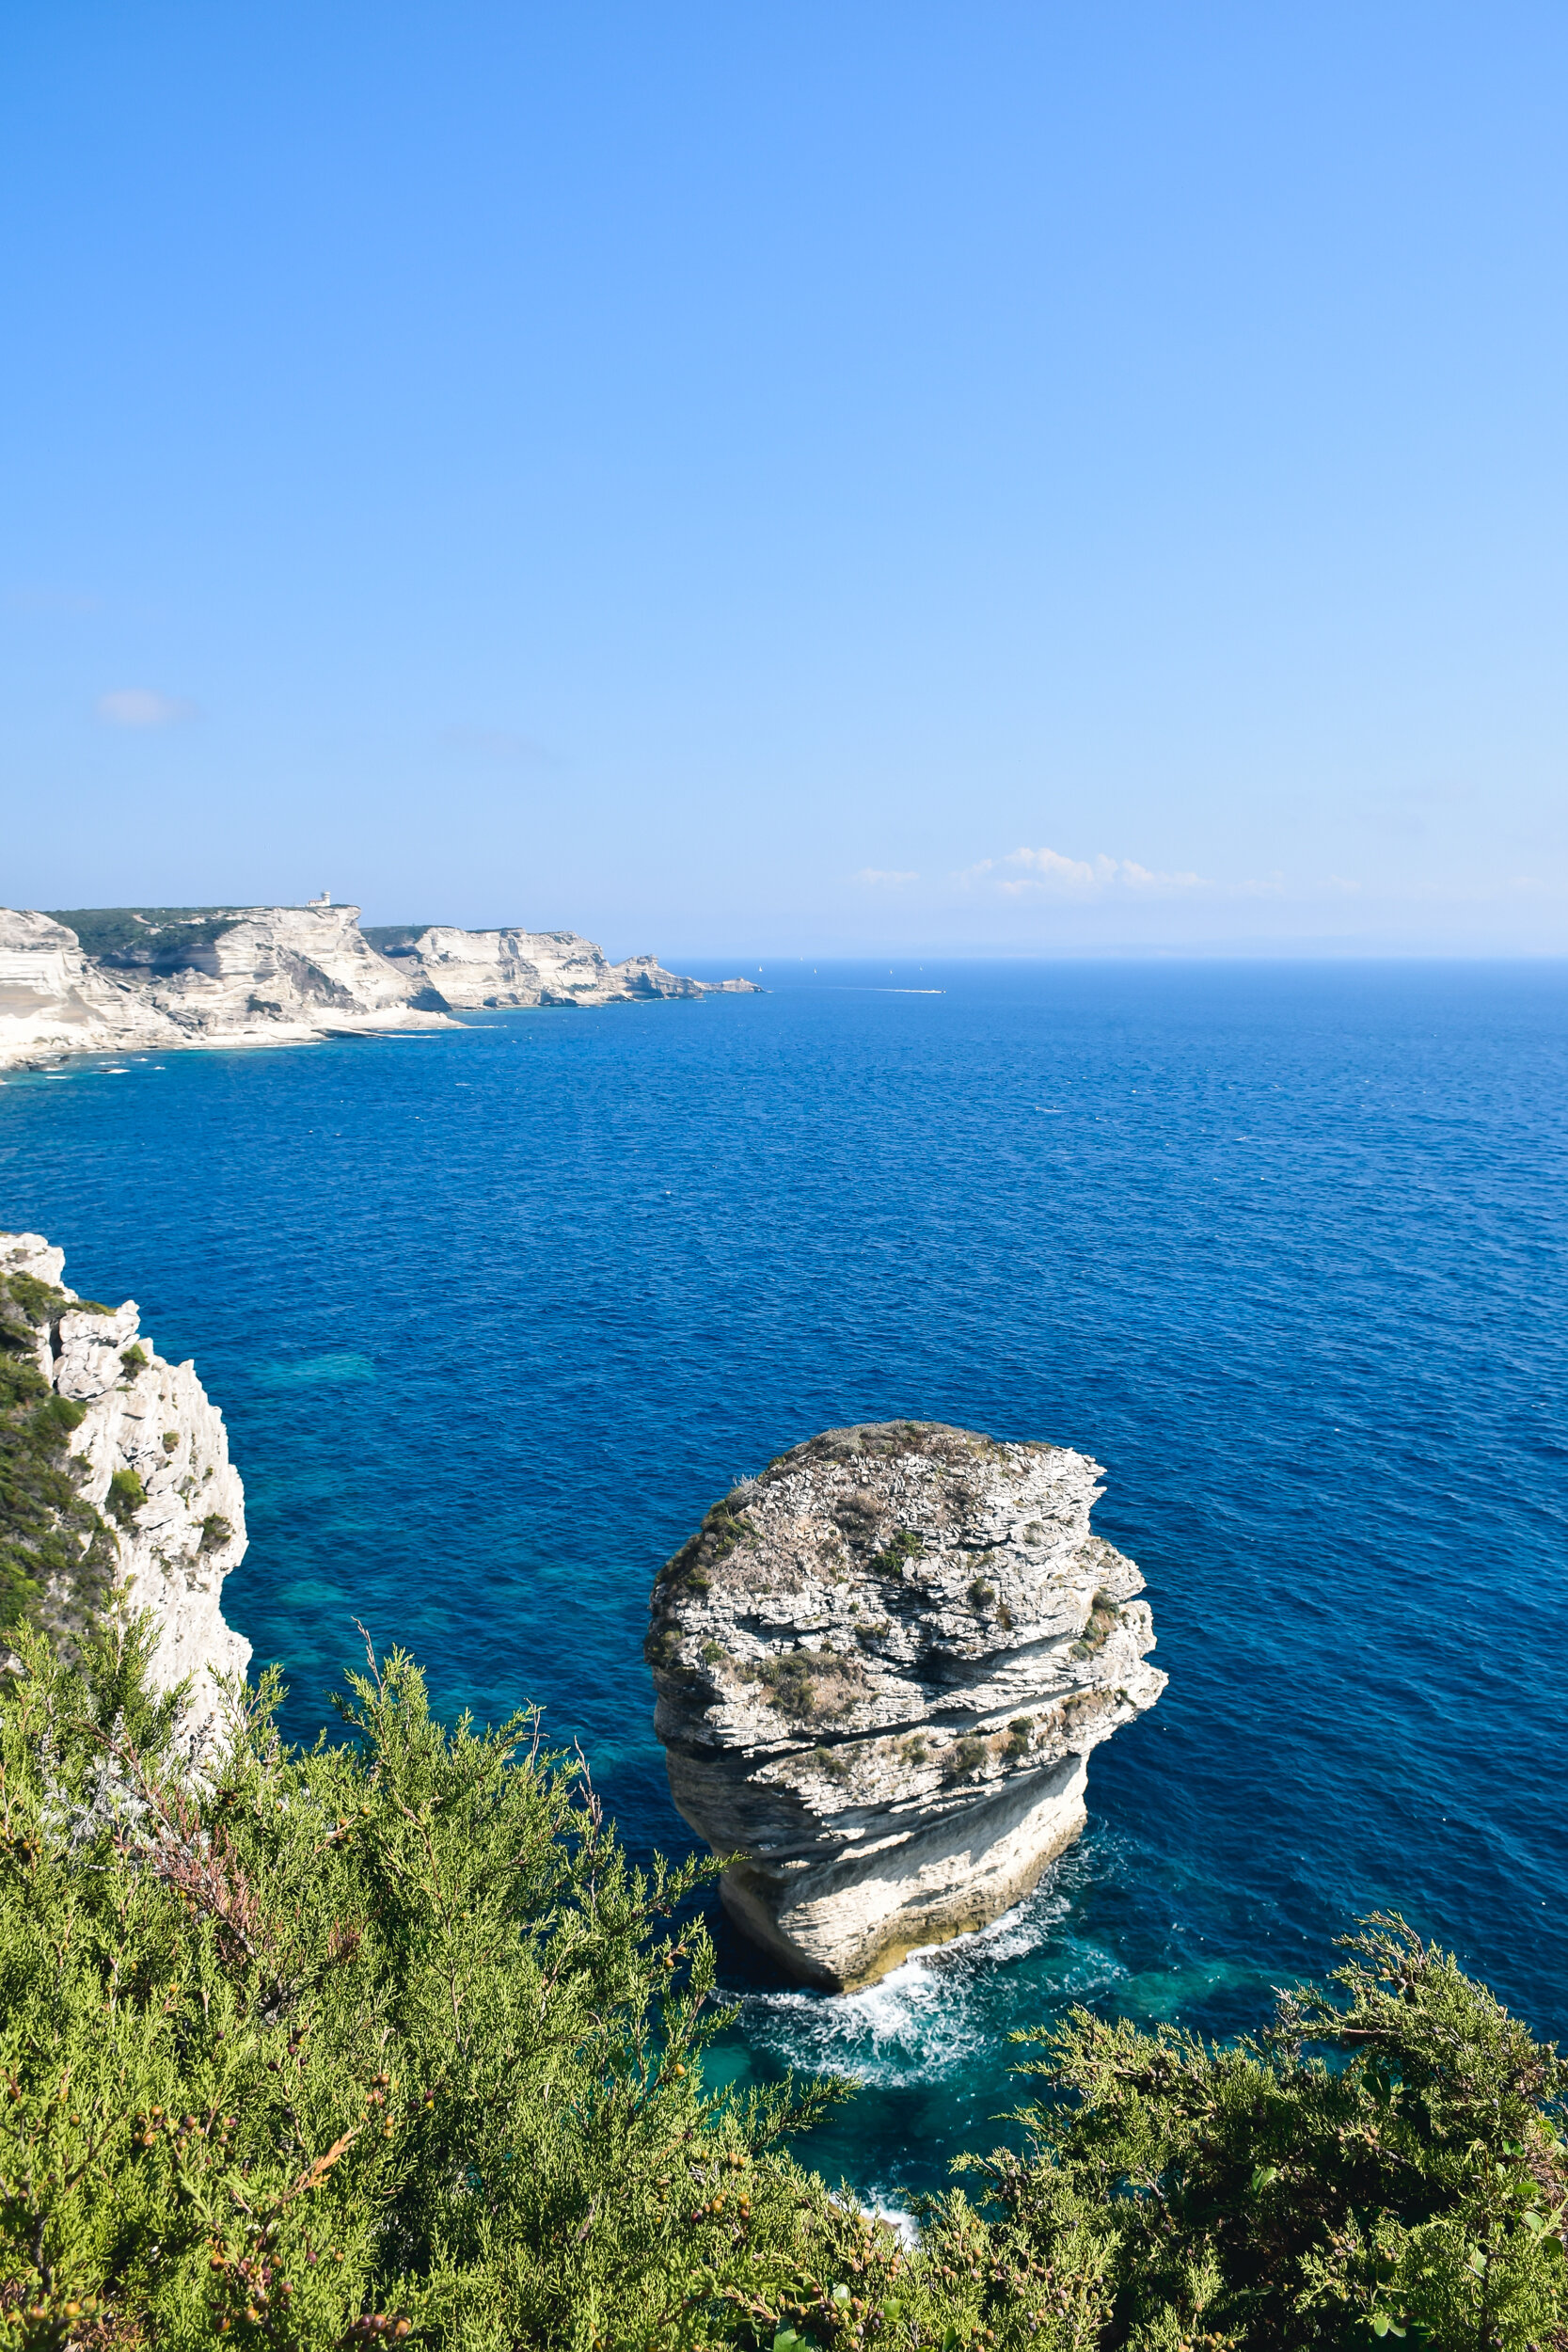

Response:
(107, 1468), (148, 1527)
(0, 1278), (115, 1640)
(198, 1512), (233, 1554)
(755, 1654), (818, 1718)
(120, 1344), (150, 1376)
(0, 1627), (1560, 2351)
(0, 1623), (855, 2349)
(656, 1497), (756, 1599)
(1070, 1590), (1119, 1660)
(953, 1915), (1567, 2349)
(869, 1528), (924, 1581)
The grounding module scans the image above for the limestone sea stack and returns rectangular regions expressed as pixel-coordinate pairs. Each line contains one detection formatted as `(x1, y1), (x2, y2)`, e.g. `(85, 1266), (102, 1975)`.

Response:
(0, 1230), (250, 1753)
(647, 1422), (1164, 1990)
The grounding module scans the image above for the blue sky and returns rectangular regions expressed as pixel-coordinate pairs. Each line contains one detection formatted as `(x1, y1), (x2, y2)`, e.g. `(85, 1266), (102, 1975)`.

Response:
(4, 2), (1566, 956)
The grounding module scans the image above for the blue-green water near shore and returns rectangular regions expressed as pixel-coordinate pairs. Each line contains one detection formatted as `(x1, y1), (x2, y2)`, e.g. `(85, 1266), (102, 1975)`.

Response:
(2, 960), (1563, 2211)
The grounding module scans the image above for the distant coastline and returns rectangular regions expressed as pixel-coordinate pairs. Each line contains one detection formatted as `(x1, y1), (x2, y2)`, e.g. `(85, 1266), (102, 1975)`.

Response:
(0, 901), (759, 1071)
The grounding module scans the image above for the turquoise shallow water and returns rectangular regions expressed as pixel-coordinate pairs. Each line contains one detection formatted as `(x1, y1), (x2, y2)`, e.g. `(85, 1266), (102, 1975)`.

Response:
(2, 959), (1563, 2206)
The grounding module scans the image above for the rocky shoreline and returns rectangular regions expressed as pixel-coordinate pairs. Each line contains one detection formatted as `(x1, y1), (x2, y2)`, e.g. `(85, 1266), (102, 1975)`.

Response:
(0, 902), (758, 1069)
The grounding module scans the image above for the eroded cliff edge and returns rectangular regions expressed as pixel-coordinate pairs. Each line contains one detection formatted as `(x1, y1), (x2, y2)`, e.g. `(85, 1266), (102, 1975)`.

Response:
(647, 1421), (1164, 1990)
(0, 1230), (250, 1751)
(364, 923), (761, 1009)
(0, 903), (760, 1067)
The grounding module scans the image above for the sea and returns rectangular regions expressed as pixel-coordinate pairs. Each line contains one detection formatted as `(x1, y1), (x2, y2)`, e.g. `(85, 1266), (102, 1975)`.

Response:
(2, 959), (1563, 2212)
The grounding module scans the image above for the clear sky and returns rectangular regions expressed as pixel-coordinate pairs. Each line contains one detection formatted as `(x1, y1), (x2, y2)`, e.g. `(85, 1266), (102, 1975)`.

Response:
(4, 2), (1566, 957)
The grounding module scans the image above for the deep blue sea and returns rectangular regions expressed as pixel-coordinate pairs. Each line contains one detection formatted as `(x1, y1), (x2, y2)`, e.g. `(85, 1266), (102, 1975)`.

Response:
(3, 961), (1563, 2211)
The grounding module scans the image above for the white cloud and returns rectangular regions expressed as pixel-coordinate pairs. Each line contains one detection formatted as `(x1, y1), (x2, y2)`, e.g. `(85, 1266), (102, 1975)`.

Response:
(854, 867), (919, 886)
(1117, 858), (1205, 890)
(97, 687), (195, 729)
(1006, 846), (1100, 888)
(963, 845), (1210, 896)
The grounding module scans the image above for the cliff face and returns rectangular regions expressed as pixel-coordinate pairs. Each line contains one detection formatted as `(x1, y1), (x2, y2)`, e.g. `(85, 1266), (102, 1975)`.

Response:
(0, 904), (445, 1065)
(0, 905), (760, 1066)
(108, 903), (451, 1041)
(368, 924), (762, 1009)
(0, 1231), (250, 1753)
(647, 1422), (1164, 1990)
(0, 903), (451, 1068)
(0, 910), (182, 1064)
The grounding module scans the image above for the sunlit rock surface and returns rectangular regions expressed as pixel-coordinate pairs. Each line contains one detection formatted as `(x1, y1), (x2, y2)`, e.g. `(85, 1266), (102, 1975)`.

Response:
(1, 1229), (250, 1755)
(368, 923), (761, 1009)
(0, 904), (760, 1066)
(647, 1422), (1164, 1990)
(0, 910), (178, 1064)
(0, 902), (451, 1066)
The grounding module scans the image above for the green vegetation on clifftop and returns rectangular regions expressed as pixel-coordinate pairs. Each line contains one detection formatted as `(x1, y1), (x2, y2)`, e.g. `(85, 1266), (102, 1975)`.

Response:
(0, 1625), (1561, 2350)
(40, 910), (254, 967)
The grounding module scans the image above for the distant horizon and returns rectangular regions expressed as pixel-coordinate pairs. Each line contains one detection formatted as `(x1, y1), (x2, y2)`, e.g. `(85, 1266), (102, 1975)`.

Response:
(20, 896), (1568, 968)
(6, 4), (1567, 959)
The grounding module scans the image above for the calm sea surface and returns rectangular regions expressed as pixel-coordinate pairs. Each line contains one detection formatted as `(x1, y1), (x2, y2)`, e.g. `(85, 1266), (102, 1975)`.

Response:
(3, 961), (1563, 2206)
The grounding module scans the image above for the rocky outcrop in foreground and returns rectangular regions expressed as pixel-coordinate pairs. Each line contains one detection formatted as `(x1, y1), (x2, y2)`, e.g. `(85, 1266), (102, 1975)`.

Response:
(0, 904), (759, 1067)
(0, 1230), (250, 1752)
(364, 924), (761, 1009)
(647, 1422), (1164, 1989)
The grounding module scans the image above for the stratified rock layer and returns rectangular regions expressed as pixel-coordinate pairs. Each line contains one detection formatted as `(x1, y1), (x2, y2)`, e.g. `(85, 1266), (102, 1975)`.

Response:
(0, 905), (760, 1066)
(1, 1231), (250, 1752)
(0, 903), (450, 1066)
(0, 911), (179, 1063)
(647, 1422), (1164, 1989)
(370, 924), (761, 1009)
(120, 903), (451, 1042)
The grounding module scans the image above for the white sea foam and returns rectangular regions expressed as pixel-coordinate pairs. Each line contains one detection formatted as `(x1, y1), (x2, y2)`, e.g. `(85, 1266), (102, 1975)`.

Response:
(739, 1873), (1128, 2088)
(863, 2191), (919, 2244)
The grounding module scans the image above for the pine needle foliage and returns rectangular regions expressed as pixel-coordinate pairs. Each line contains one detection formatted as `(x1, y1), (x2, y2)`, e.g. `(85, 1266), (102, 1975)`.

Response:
(949, 1919), (1567, 2349)
(0, 1620), (864, 2350)
(0, 1621), (1562, 2352)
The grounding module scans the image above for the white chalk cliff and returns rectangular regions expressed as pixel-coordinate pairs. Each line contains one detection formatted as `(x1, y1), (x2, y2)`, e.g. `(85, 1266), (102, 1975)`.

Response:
(0, 903), (451, 1068)
(647, 1422), (1164, 1989)
(0, 904), (758, 1068)
(0, 911), (182, 1065)
(366, 924), (760, 1009)
(1, 1230), (250, 1753)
